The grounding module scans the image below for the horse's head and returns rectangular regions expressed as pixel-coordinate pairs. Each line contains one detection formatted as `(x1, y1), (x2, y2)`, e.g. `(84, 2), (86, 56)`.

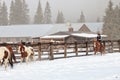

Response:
(18, 44), (25, 53)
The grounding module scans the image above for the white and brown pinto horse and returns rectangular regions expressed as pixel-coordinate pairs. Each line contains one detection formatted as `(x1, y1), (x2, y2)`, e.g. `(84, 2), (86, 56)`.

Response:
(0, 46), (13, 70)
(18, 44), (34, 64)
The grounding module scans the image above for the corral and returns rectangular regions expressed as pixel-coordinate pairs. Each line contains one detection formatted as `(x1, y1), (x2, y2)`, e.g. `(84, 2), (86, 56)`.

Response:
(0, 39), (120, 62)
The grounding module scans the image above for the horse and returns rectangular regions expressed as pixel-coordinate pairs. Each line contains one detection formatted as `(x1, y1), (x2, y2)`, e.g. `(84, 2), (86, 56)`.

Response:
(93, 38), (105, 55)
(18, 44), (34, 64)
(6, 45), (17, 63)
(0, 47), (13, 70)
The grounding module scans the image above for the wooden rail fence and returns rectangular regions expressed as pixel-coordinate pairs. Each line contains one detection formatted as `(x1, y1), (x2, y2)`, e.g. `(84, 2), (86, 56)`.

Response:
(0, 39), (120, 61)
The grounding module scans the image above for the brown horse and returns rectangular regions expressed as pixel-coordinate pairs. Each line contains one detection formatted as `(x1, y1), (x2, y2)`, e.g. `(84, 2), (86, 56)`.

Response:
(18, 44), (34, 64)
(93, 39), (105, 55)
(6, 45), (17, 63)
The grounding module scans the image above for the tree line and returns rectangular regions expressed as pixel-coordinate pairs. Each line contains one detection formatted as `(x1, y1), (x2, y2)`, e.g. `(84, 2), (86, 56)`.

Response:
(103, 0), (120, 40)
(0, 0), (87, 26)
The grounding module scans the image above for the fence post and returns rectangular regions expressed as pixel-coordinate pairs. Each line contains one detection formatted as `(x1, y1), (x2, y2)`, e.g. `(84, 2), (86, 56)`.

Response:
(64, 43), (67, 58)
(111, 40), (114, 53)
(118, 40), (120, 52)
(75, 41), (78, 56)
(86, 41), (88, 55)
(37, 43), (42, 60)
(103, 40), (106, 52)
(49, 42), (54, 60)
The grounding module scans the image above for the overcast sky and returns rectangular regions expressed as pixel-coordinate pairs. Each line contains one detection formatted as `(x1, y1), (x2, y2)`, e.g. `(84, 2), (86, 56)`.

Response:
(2, 0), (120, 23)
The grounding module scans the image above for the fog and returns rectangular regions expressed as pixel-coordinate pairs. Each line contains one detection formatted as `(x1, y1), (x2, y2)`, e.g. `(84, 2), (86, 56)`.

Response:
(2, 0), (120, 22)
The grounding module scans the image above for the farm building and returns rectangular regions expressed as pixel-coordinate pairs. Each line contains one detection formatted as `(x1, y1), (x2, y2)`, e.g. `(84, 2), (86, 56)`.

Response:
(40, 23), (107, 43)
(0, 23), (104, 43)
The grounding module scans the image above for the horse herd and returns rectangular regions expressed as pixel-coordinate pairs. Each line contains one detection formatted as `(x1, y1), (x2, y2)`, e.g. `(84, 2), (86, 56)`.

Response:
(0, 40), (105, 70)
(0, 43), (34, 70)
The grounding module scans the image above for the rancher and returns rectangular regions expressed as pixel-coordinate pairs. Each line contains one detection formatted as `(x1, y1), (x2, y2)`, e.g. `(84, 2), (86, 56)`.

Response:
(96, 32), (102, 50)
(97, 32), (102, 43)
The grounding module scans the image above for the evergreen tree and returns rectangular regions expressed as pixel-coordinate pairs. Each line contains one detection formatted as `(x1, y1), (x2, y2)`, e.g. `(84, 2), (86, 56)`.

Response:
(80, 11), (85, 23)
(60, 11), (64, 23)
(56, 11), (64, 23)
(56, 11), (60, 23)
(34, 0), (43, 24)
(9, 0), (15, 25)
(112, 5), (120, 39)
(44, 1), (52, 24)
(13, 0), (23, 24)
(103, 0), (114, 40)
(96, 17), (100, 22)
(0, 1), (8, 25)
(21, 0), (30, 24)
(0, 1), (2, 25)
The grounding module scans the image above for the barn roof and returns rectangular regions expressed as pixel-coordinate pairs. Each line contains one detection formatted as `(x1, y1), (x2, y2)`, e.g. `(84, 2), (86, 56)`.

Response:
(0, 24), (53, 37)
(79, 24), (91, 32)
(0, 23), (103, 37)
(46, 22), (103, 35)
(41, 35), (69, 39)
(72, 33), (107, 38)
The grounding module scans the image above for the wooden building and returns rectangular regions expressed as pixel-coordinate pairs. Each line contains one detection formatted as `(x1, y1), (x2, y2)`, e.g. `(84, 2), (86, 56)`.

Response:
(0, 23), (104, 43)
(40, 24), (100, 43)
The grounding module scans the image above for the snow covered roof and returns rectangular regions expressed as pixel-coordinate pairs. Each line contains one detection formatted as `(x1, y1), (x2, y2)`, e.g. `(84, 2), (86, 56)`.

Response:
(0, 23), (103, 37)
(0, 24), (53, 37)
(72, 33), (107, 38)
(46, 22), (103, 35)
(41, 35), (69, 39)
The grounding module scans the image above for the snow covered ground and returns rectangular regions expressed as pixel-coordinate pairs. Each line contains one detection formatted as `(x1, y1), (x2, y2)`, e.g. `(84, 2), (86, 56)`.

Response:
(0, 52), (120, 80)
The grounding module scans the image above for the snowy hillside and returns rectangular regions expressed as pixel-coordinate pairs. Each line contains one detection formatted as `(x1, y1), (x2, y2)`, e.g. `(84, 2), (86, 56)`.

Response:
(0, 52), (120, 80)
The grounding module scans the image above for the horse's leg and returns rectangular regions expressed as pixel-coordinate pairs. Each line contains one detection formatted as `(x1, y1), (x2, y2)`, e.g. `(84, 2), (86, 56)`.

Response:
(94, 48), (97, 55)
(1, 58), (5, 66)
(30, 54), (34, 61)
(25, 56), (29, 64)
(94, 51), (97, 55)
(8, 59), (13, 68)
(20, 57), (23, 64)
(31, 52), (34, 61)
(4, 59), (8, 71)
(12, 53), (17, 63)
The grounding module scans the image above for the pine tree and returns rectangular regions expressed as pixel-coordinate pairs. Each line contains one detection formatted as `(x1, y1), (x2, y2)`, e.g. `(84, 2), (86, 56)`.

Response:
(112, 5), (120, 39)
(103, 0), (114, 40)
(34, 0), (43, 24)
(56, 11), (60, 23)
(21, 0), (30, 24)
(13, 0), (23, 24)
(60, 11), (64, 23)
(0, 1), (2, 25)
(44, 1), (52, 24)
(56, 11), (64, 23)
(9, 0), (15, 25)
(96, 17), (100, 22)
(0, 1), (8, 25)
(80, 11), (85, 23)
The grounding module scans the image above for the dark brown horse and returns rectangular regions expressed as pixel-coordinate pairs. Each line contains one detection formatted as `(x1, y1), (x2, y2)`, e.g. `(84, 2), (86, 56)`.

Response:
(6, 45), (17, 63)
(93, 39), (105, 55)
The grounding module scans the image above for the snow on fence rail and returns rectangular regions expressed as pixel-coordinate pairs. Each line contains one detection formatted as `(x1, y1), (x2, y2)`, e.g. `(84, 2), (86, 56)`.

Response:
(0, 40), (120, 61)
